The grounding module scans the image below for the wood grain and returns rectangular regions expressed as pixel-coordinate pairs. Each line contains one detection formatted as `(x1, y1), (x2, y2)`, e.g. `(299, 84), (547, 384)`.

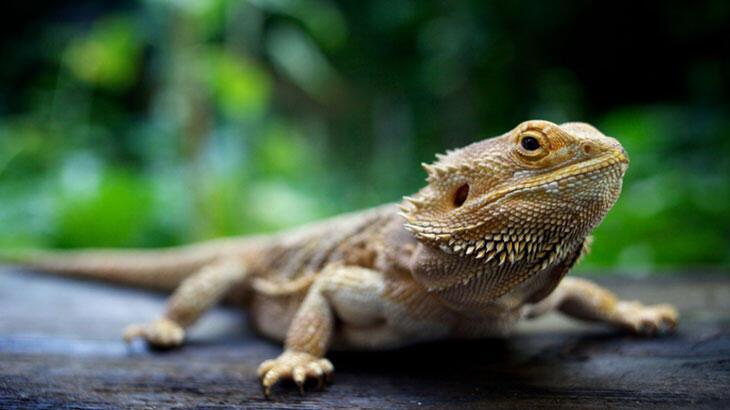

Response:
(0, 268), (728, 409)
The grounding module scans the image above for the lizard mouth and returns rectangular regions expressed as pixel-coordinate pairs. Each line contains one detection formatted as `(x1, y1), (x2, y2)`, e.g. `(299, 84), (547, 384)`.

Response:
(527, 150), (627, 189)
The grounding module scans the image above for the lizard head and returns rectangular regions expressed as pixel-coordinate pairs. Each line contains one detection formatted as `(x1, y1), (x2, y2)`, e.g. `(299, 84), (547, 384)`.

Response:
(401, 120), (628, 309)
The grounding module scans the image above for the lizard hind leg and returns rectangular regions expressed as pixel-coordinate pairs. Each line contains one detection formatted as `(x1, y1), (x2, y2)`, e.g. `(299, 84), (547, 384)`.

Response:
(123, 258), (249, 349)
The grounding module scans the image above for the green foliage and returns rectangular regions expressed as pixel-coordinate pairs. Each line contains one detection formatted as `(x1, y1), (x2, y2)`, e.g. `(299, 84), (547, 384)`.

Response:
(63, 17), (141, 90)
(207, 50), (272, 119)
(0, 0), (728, 273)
(55, 168), (154, 248)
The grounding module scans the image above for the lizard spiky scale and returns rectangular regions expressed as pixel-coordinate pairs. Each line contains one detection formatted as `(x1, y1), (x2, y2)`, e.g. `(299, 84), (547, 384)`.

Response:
(3, 120), (678, 397)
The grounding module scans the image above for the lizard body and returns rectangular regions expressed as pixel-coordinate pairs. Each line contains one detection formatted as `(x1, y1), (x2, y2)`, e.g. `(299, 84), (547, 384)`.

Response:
(2, 120), (678, 396)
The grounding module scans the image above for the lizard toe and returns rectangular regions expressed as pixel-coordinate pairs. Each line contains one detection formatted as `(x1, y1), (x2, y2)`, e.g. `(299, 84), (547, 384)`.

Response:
(257, 358), (277, 379)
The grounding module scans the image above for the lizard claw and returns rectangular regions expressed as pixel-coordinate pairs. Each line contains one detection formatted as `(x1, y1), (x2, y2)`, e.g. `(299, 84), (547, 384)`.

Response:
(258, 350), (334, 397)
(123, 318), (185, 349)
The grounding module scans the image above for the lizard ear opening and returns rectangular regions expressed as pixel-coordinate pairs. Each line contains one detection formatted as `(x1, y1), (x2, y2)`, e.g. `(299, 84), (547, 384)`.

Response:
(453, 183), (469, 208)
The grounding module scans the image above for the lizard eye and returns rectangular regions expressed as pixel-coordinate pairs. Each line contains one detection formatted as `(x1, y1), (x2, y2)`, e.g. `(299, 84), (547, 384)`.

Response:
(453, 184), (469, 207)
(517, 132), (549, 160)
(520, 136), (541, 151)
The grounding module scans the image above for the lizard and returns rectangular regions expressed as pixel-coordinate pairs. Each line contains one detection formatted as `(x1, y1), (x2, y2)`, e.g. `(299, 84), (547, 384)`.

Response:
(1, 120), (678, 397)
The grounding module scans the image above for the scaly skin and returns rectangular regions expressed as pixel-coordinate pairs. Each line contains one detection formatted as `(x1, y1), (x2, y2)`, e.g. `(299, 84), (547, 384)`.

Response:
(2, 120), (678, 397)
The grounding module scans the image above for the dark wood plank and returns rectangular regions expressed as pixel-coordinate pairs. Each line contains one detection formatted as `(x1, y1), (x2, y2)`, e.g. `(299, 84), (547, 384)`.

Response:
(0, 268), (728, 409)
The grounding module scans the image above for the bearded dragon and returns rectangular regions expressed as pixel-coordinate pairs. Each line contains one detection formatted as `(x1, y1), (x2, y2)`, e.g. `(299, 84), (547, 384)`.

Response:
(2, 120), (678, 397)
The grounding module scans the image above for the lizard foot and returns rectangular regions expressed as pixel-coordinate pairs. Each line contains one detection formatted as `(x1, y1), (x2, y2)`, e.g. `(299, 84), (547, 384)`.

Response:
(615, 301), (678, 336)
(123, 318), (185, 349)
(257, 350), (334, 397)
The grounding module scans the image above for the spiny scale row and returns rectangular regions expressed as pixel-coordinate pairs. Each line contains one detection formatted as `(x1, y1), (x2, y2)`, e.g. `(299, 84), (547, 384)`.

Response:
(403, 216), (562, 245)
(421, 162), (473, 180)
(420, 158), (504, 181)
(401, 196), (426, 210)
(433, 243), (565, 291)
(436, 234), (562, 266)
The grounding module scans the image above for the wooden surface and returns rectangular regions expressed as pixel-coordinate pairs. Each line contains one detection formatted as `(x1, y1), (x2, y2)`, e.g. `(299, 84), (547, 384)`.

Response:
(0, 268), (728, 409)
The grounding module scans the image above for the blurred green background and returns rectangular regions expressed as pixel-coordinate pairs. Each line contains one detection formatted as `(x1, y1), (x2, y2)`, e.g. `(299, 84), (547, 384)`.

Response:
(0, 0), (728, 274)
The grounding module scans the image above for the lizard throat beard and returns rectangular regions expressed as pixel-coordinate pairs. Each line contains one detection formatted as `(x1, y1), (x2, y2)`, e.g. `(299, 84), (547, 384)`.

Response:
(411, 232), (586, 312)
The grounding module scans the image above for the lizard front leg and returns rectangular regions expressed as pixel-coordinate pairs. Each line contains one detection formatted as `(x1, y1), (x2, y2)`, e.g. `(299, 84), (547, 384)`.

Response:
(124, 258), (248, 348)
(258, 264), (385, 397)
(525, 277), (678, 335)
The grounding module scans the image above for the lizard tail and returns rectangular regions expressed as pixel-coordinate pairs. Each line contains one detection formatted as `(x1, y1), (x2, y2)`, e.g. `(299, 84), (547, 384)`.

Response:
(0, 242), (242, 292)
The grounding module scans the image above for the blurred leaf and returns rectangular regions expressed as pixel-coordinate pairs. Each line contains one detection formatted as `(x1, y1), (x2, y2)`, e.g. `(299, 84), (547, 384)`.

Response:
(54, 168), (153, 248)
(256, 121), (318, 178)
(206, 50), (271, 120)
(63, 17), (141, 90)
(250, 0), (348, 50)
(266, 24), (341, 102)
(247, 180), (320, 230)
